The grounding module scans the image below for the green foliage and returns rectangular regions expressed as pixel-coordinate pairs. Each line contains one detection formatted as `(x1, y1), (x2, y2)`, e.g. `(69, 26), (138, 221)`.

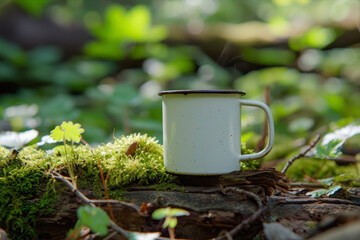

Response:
(306, 185), (342, 198)
(278, 157), (360, 181)
(318, 174), (360, 188)
(278, 123), (360, 180)
(242, 47), (296, 65)
(152, 207), (190, 229)
(307, 173), (360, 198)
(315, 139), (343, 159)
(84, 5), (167, 59)
(76, 205), (110, 236)
(50, 121), (84, 143)
(14, 0), (49, 16)
(289, 27), (337, 51)
(50, 121), (85, 188)
(240, 143), (260, 170)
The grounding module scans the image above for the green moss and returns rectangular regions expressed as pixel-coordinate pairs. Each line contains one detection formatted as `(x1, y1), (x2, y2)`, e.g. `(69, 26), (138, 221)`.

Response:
(277, 158), (360, 181)
(0, 134), (174, 239)
(0, 148), (58, 240)
(240, 143), (260, 170)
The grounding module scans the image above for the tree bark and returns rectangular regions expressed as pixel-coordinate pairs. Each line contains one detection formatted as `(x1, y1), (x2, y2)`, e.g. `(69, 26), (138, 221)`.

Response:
(35, 169), (360, 240)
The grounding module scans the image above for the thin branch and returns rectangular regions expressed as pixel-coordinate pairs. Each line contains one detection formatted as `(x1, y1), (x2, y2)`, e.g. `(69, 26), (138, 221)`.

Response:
(50, 171), (140, 211)
(50, 171), (130, 238)
(213, 206), (268, 240)
(221, 187), (263, 208)
(282, 135), (321, 174)
(213, 187), (266, 240)
(50, 171), (181, 240)
(290, 182), (324, 188)
(271, 196), (360, 206)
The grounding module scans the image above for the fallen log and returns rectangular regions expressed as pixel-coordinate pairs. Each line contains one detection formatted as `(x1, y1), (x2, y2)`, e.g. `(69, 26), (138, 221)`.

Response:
(35, 169), (360, 240)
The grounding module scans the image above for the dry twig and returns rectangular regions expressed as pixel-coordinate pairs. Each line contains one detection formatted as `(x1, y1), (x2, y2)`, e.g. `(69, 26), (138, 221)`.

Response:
(271, 196), (360, 206)
(50, 171), (135, 238)
(213, 206), (268, 240)
(282, 135), (321, 174)
(213, 187), (267, 240)
(50, 171), (177, 240)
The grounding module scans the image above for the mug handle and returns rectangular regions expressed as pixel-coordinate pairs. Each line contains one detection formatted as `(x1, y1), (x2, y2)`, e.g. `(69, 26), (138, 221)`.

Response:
(238, 99), (275, 161)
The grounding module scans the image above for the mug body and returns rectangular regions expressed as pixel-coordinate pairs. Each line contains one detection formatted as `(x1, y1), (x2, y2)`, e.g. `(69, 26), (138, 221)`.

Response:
(159, 90), (245, 175)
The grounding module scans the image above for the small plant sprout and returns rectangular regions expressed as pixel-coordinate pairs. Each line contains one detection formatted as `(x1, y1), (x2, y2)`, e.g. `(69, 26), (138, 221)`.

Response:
(50, 121), (84, 143)
(67, 205), (110, 240)
(151, 207), (190, 239)
(50, 121), (84, 188)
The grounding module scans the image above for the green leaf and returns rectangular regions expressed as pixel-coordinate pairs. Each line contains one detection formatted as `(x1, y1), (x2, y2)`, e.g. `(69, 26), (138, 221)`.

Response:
(325, 185), (342, 197)
(84, 4), (167, 59)
(0, 38), (26, 66)
(77, 205), (110, 237)
(306, 189), (327, 198)
(15, 0), (49, 16)
(169, 208), (190, 217)
(151, 208), (169, 220)
(50, 121), (84, 143)
(168, 217), (178, 229)
(315, 139), (343, 158)
(162, 217), (171, 229)
(318, 177), (334, 187)
(53, 145), (66, 155)
(83, 41), (125, 60)
(334, 174), (360, 183)
(289, 27), (336, 51)
(129, 232), (160, 240)
(27, 46), (62, 65)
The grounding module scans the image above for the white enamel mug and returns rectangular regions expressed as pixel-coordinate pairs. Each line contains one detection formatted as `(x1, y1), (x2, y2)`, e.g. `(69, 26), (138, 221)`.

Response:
(159, 90), (275, 175)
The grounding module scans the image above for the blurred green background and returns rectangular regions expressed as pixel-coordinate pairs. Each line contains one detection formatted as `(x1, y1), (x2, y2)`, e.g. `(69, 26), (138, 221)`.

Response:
(0, 0), (359, 162)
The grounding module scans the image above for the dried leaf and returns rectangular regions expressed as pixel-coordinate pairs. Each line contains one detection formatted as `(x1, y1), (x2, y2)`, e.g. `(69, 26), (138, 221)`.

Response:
(126, 141), (139, 157)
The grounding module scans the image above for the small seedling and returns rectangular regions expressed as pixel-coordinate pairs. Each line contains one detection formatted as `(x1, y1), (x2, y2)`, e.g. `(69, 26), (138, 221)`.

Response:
(152, 207), (190, 239)
(50, 121), (84, 188)
(67, 205), (110, 240)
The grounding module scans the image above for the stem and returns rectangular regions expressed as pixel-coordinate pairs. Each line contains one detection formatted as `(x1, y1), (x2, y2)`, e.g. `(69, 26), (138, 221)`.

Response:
(168, 227), (175, 240)
(63, 138), (77, 189)
(81, 138), (115, 222)
(50, 171), (131, 239)
(282, 134), (321, 174)
(97, 158), (115, 222)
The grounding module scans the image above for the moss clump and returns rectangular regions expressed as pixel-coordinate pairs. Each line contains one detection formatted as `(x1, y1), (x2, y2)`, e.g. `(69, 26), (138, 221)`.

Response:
(0, 146), (58, 240)
(92, 133), (175, 188)
(0, 133), (174, 239)
(276, 158), (360, 181)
